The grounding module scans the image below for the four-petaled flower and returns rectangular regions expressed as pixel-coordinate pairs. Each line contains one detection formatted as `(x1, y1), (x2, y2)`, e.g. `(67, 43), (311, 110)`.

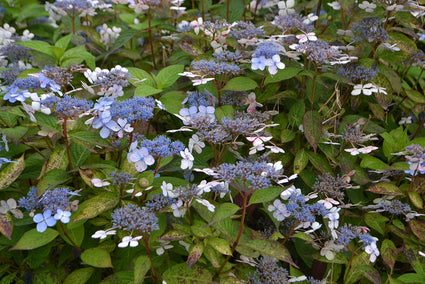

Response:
(33, 210), (57, 233)
(91, 229), (117, 239)
(180, 148), (194, 170)
(118, 235), (143, 248)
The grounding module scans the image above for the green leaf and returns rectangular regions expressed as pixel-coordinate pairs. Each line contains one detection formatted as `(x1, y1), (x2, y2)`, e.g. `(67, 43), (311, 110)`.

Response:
(163, 263), (213, 284)
(61, 46), (95, 69)
(70, 143), (91, 168)
(156, 65), (184, 89)
(0, 154), (24, 190)
(220, 0), (244, 23)
(249, 186), (283, 205)
(127, 67), (155, 86)
(11, 228), (58, 250)
(70, 131), (110, 147)
(406, 89), (425, 103)
(409, 219), (425, 242)
(409, 191), (423, 209)
(159, 91), (186, 114)
(187, 242), (204, 269)
(280, 129), (295, 143)
(134, 84), (162, 97)
(1, 126), (28, 144)
(208, 203), (239, 226)
(63, 268), (94, 284)
(307, 151), (333, 173)
(222, 77), (258, 91)
(243, 238), (296, 267)
(81, 248), (113, 268)
(107, 29), (140, 56)
(215, 105), (234, 121)
(134, 255), (151, 284)
(72, 192), (119, 222)
(55, 34), (72, 50)
(345, 265), (381, 284)
(397, 273), (425, 283)
(388, 32), (417, 55)
(60, 223), (84, 247)
(303, 111), (322, 152)
(207, 238), (232, 256)
(46, 148), (68, 172)
(294, 149), (308, 174)
(16, 4), (48, 22)
(159, 230), (189, 241)
(0, 213), (13, 240)
(37, 169), (69, 196)
(16, 40), (56, 59)
(381, 239), (397, 271)
(366, 182), (403, 196)
(288, 100), (305, 127)
(34, 112), (61, 131)
(360, 155), (389, 170)
(364, 213), (389, 235)
(264, 67), (302, 85)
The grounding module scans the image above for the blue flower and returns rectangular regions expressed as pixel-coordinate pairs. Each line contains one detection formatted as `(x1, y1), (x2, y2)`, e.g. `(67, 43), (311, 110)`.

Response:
(33, 210), (57, 233)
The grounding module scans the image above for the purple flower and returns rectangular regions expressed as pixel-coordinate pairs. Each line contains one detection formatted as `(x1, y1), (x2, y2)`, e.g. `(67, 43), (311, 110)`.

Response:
(128, 142), (155, 172)
(33, 210), (57, 233)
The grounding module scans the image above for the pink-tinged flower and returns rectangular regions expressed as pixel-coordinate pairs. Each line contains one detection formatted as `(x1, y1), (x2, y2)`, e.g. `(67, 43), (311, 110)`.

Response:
(267, 199), (291, 221)
(118, 235), (143, 248)
(242, 93), (263, 114)
(178, 71), (200, 78)
(318, 198), (340, 210)
(303, 13), (318, 25)
(91, 178), (111, 187)
(266, 54), (286, 75)
(296, 32), (317, 43)
(189, 134), (205, 154)
(265, 145), (285, 153)
(246, 135), (272, 147)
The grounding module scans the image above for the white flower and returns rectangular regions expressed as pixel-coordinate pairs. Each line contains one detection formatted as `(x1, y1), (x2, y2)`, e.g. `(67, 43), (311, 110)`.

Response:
(380, 42), (400, 52)
(318, 198), (340, 210)
(326, 207), (341, 230)
(351, 83), (375, 96)
(189, 134), (205, 154)
(362, 237), (379, 262)
(162, 181), (177, 198)
(91, 229), (116, 239)
(196, 199), (215, 212)
(171, 199), (186, 217)
(321, 240), (345, 260)
(386, 4), (404, 11)
(54, 209), (71, 223)
(277, 0), (295, 15)
(266, 54), (286, 75)
(296, 32), (317, 43)
(358, 1), (376, 12)
(280, 185), (301, 200)
(336, 29), (354, 37)
(155, 240), (173, 255)
(399, 116), (413, 125)
(180, 148), (194, 170)
(118, 236), (143, 248)
(328, 1), (341, 10)
(277, 174), (298, 184)
(265, 145), (285, 153)
(303, 14), (318, 25)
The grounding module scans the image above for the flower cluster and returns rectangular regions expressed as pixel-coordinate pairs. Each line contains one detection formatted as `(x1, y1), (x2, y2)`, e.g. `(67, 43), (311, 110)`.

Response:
(251, 42), (285, 75)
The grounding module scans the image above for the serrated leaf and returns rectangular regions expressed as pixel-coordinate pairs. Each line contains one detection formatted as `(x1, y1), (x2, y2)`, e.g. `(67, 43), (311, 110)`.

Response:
(60, 223), (84, 247)
(207, 203), (239, 226)
(264, 67), (302, 85)
(345, 265), (381, 284)
(0, 155), (24, 190)
(249, 186), (283, 205)
(294, 149), (308, 174)
(203, 246), (221, 268)
(187, 242), (204, 269)
(366, 182), (403, 195)
(307, 151), (333, 173)
(409, 192), (423, 209)
(406, 89), (425, 103)
(81, 248), (113, 268)
(156, 65), (184, 89)
(106, 29), (140, 56)
(70, 131), (110, 147)
(1, 126), (28, 145)
(215, 105), (234, 121)
(72, 192), (119, 222)
(389, 32), (417, 54)
(220, 0), (244, 22)
(163, 263), (213, 284)
(288, 100), (305, 127)
(222, 77), (258, 91)
(207, 238), (232, 255)
(0, 213), (13, 240)
(11, 228), (58, 250)
(63, 268), (94, 284)
(381, 239), (397, 271)
(127, 67), (156, 86)
(134, 255), (151, 284)
(34, 112), (61, 131)
(55, 34), (72, 50)
(303, 111), (322, 152)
